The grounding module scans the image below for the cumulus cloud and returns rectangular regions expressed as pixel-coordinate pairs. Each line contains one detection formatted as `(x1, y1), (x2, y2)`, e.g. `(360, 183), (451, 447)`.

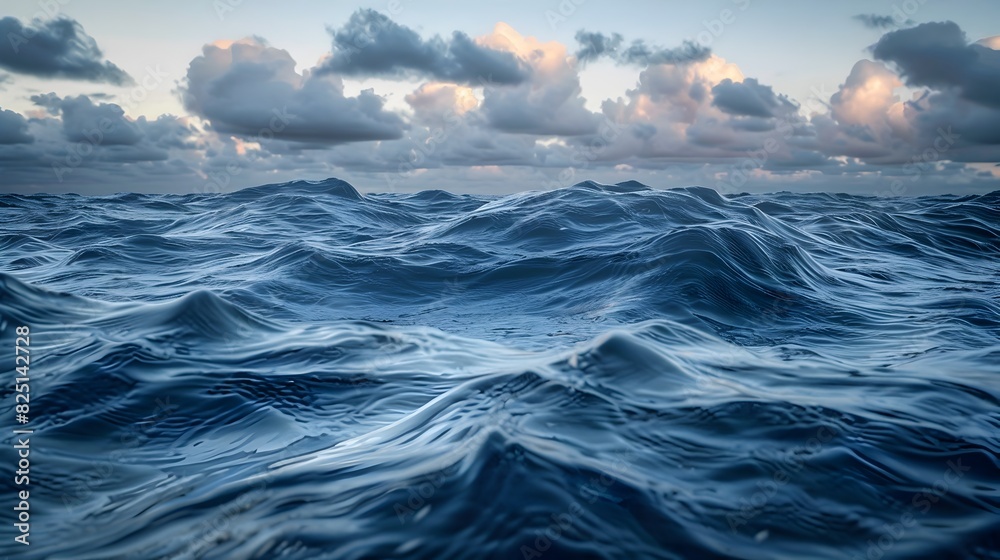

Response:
(182, 38), (406, 144)
(828, 61), (905, 131)
(321, 10), (528, 85)
(873, 21), (1000, 109)
(814, 60), (909, 161)
(0, 17), (132, 85)
(476, 23), (601, 136)
(583, 53), (821, 175)
(34, 94), (143, 145)
(405, 82), (478, 126)
(788, 21), (1000, 171)
(0, 108), (33, 144)
(574, 31), (623, 63)
(3, 18), (999, 195)
(0, 96), (206, 191)
(573, 30), (710, 66)
(50, 95), (196, 152)
(712, 78), (798, 118)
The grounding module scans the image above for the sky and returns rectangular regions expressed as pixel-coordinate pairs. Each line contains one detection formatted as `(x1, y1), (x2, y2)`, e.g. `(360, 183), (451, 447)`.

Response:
(0, 0), (999, 195)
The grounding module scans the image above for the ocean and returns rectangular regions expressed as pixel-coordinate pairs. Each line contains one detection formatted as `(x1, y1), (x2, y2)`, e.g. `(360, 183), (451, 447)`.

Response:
(0, 178), (998, 559)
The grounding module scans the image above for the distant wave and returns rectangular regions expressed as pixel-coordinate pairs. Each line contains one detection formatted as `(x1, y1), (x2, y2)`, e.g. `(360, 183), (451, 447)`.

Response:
(1, 179), (998, 559)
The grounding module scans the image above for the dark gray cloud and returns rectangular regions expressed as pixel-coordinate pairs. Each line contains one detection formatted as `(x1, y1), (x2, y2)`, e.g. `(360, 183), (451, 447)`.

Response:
(873, 21), (1000, 108)
(321, 9), (528, 85)
(182, 39), (406, 144)
(482, 92), (600, 136)
(28, 94), (195, 151)
(0, 108), (33, 144)
(0, 98), (205, 192)
(574, 31), (710, 66)
(620, 40), (711, 66)
(712, 78), (798, 118)
(33, 94), (143, 145)
(820, 25), (1000, 170)
(0, 17), (132, 85)
(29, 91), (61, 113)
(574, 31), (623, 63)
(853, 14), (905, 29)
(729, 117), (780, 133)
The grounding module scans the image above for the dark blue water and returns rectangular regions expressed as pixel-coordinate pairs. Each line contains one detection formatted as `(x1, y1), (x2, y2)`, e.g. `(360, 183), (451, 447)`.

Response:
(1, 178), (998, 559)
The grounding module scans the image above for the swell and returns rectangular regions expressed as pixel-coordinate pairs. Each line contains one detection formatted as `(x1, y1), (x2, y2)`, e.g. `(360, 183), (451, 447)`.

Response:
(2, 181), (997, 341)
(0, 180), (998, 559)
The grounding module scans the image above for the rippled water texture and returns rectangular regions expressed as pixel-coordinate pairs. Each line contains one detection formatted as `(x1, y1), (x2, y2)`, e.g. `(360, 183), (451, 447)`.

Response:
(0, 178), (998, 559)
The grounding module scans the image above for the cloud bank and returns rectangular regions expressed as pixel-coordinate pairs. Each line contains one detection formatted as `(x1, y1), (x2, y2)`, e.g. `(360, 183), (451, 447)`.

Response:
(0, 12), (998, 195)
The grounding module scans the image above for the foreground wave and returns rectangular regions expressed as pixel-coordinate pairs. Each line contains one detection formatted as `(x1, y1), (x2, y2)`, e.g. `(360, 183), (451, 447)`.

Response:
(0, 178), (998, 559)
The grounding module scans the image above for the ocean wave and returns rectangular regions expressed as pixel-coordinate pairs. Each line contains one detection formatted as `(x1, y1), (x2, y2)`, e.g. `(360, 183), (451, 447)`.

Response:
(0, 179), (998, 559)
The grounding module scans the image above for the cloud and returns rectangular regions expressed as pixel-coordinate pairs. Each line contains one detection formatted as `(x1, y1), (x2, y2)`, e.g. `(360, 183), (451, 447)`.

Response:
(712, 78), (798, 118)
(619, 40), (711, 66)
(321, 9), (528, 85)
(853, 14), (905, 29)
(49, 95), (197, 153)
(873, 21), (1000, 109)
(584, 53), (823, 173)
(797, 21), (1000, 172)
(182, 38), (406, 144)
(815, 60), (909, 161)
(0, 96), (206, 192)
(0, 108), (33, 144)
(828, 61), (905, 131)
(574, 31), (623, 63)
(573, 30), (710, 66)
(3, 19), (999, 195)
(405, 82), (478, 126)
(35, 94), (143, 145)
(0, 17), (132, 85)
(476, 23), (601, 136)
